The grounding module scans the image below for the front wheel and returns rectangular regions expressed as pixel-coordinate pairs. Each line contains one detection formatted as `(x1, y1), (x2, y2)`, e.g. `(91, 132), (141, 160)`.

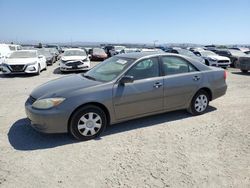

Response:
(188, 90), (209, 115)
(69, 105), (107, 141)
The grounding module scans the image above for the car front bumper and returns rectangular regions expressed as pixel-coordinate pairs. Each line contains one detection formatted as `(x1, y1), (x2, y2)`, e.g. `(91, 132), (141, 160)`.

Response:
(25, 97), (69, 133)
(60, 61), (90, 72)
(1, 63), (40, 74)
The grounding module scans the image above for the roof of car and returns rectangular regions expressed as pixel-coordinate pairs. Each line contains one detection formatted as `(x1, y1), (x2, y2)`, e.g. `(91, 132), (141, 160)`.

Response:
(116, 52), (166, 59)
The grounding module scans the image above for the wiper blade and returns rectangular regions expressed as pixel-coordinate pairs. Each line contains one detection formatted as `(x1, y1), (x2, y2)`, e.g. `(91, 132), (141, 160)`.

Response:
(83, 74), (96, 81)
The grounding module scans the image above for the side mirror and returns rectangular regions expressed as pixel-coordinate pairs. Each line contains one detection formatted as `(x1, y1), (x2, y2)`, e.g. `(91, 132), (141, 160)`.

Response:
(38, 55), (43, 58)
(119, 75), (134, 85)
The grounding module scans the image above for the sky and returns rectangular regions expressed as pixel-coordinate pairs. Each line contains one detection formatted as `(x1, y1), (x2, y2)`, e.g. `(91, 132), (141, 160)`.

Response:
(0, 0), (250, 45)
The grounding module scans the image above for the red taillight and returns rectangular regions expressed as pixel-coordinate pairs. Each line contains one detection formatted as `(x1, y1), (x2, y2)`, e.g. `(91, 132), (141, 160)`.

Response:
(224, 71), (227, 80)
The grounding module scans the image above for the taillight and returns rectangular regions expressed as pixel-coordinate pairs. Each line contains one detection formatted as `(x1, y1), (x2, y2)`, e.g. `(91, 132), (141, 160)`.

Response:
(224, 71), (227, 80)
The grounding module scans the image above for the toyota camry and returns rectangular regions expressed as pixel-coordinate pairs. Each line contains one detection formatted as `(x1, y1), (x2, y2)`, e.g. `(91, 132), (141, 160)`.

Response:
(25, 52), (227, 141)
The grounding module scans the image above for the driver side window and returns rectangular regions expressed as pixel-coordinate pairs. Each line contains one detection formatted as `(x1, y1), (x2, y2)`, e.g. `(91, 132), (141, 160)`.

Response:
(126, 57), (159, 80)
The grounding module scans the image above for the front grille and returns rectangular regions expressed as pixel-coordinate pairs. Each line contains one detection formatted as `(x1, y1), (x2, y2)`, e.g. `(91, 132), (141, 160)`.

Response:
(10, 65), (25, 72)
(28, 96), (36, 104)
(66, 61), (83, 66)
(218, 60), (229, 63)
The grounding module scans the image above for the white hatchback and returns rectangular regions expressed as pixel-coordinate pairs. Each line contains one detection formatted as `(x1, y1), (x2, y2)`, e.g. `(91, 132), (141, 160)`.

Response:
(2, 50), (47, 75)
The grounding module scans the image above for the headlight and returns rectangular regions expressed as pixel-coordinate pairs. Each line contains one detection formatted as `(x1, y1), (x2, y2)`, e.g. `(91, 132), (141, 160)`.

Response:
(61, 60), (67, 64)
(32, 97), (65, 109)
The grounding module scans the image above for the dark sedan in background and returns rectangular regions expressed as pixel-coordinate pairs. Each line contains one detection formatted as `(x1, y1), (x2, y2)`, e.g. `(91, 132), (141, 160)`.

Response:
(37, 49), (55, 65)
(25, 52), (227, 141)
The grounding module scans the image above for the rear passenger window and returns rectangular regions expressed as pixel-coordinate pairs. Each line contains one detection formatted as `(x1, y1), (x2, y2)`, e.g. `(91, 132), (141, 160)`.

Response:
(126, 57), (159, 80)
(162, 56), (198, 76)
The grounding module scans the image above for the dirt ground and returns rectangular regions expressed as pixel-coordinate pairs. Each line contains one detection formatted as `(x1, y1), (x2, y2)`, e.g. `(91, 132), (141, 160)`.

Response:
(0, 62), (249, 188)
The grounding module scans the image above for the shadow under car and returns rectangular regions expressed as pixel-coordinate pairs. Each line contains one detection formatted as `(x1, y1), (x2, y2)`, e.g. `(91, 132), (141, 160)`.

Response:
(8, 106), (217, 151)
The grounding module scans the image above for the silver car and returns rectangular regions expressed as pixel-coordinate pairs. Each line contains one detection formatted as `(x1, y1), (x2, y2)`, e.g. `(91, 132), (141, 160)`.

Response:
(25, 52), (227, 140)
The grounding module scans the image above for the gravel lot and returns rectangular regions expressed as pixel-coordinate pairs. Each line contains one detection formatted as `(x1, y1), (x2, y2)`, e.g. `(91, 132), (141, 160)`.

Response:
(0, 61), (249, 188)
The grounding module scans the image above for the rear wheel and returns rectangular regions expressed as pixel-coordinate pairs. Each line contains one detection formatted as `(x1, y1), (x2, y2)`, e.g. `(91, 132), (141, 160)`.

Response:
(188, 90), (209, 115)
(69, 105), (107, 141)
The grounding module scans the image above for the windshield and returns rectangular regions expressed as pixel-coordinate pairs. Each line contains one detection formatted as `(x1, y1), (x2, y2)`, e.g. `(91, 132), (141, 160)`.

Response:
(200, 51), (216, 57)
(229, 50), (246, 56)
(9, 51), (37, 58)
(64, 50), (86, 56)
(83, 57), (134, 82)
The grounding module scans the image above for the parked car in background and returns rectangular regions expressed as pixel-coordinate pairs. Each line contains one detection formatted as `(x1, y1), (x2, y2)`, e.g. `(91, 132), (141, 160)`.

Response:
(103, 45), (115, 57)
(46, 48), (60, 60)
(0, 44), (12, 70)
(193, 50), (230, 68)
(215, 49), (250, 68)
(59, 48), (90, 72)
(120, 48), (140, 54)
(25, 52), (227, 141)
(2, 50), (46, 75)
(37, 49), (55, 65)
(109, 46), (126, 56)
(229, 47), (249, 53)
(166, 47), (205, 64)
(88, 48), (107, 61)
(46, 44), (63, 53)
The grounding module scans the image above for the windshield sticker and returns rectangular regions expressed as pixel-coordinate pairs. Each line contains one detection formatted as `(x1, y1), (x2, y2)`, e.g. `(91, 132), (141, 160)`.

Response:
(116, 59), (127, 65)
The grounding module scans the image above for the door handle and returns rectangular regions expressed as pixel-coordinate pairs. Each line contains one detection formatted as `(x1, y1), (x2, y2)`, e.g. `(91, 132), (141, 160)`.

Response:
(193, 75), (200, 81)
(153, 82), (163, 88)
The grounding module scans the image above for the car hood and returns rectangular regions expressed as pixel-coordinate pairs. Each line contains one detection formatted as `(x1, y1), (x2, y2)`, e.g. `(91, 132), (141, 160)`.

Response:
(61, 56), (87, 61)
(5, 57), (38, 65)
(208, 55), (230, 61)
(31, 74), (100, 99)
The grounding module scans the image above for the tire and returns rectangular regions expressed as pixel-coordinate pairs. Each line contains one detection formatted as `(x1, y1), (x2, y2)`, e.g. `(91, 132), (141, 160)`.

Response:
(188, 90), (209, 115)
(36, 64), (41, 75)
(232, 60), (237, 68)
(241, 69), (248, 73)
(69, 105), (107, 141)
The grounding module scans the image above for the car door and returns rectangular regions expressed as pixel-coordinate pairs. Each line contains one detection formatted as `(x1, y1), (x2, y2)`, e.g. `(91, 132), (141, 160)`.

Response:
(161, 56), (202, 110)
(113, 57), (164, 120)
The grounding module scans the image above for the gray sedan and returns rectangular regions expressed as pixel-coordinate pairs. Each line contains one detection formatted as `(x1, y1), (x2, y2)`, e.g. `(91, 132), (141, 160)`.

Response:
(25, 52), (227, 140)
